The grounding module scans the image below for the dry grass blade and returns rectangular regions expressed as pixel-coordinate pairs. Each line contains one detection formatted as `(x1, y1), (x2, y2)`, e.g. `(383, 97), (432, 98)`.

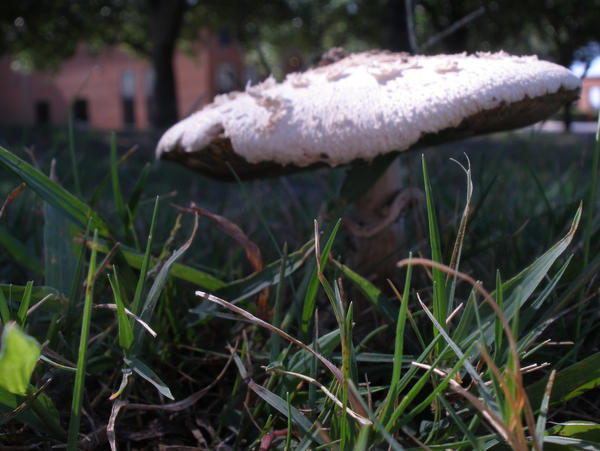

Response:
(107, 348), (236, 449)
(263, 366), (372, 425)
(26, 293), (55, 317)
(446, 302), (464, 324)
(399, 257), (541, 450)
(313, 219), (322, 274)
(0, 378), (52, 422)
(107, 400), (125, 451)
(0, 183), (25, 221)
(125, 344), (235, 412)
(93, 242), (120, 284)
(400, 425), (433, 451)
(259, 429), (288, 451)
(176, 203), (269, 319)
(478, 343), (528, 448)
(94, 304), (157, 338)
(175, 203), (263, 272)
(195, 290), (367, 416)
(413, 362), (524, 450)
(196, 289), (340, 378)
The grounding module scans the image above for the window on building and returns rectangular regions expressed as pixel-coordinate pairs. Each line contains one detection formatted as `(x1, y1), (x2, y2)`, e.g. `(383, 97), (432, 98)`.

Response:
(144, 68), (156, 124)
(215, 62), (236, 94)
(35, 101), (50, 124)
(590, 86), (600, 110)
(73, 98), (89, 124)
(121, 69), (136, 127)
(218, 29), (231, 46)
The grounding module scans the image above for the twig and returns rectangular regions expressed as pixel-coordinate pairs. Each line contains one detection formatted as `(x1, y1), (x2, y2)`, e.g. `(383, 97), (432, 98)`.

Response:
(419, 6), (485, 52)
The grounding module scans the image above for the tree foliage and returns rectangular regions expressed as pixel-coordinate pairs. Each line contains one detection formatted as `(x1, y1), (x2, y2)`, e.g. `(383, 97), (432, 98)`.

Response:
(0, 1), (598, 126)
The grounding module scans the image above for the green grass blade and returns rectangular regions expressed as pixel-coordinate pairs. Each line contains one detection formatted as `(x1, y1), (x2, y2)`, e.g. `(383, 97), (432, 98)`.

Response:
(380, 257), (412, 425)
(404, 348), (473, 424)
(0, 285), (61, 314)
(130, 196), (159, 317)
(347, 379), (404, 451)
(354, 425), (370, 451)
(0, 226), (44, 276)
(332, 258), (397, 323)
(245, 377), (323, 444)
(67, 228), (98, 451)
(271, 243), (288, 362)
(437, 395), (482, 449)
(0, 323), (40, 395)
(227, 162), (281, 256)
(67, 110), (82, 198)
(535, 370), (555, 447)
(88, 144), (137, 208)
(0, 146), (109, 236)
(384, 336), (443, 429)
(215, 240), (313, 303)
(302, 219), (341, 336)
(422, 155), (447, 343)
(110, 132), (127, 234)
(44, 201), (78, 295)
(527, 351), (600, 409)
(545, 420), (600, 446)
(108, 268), (134, 351)
(543, 435), (600, 448)
(286, 329), (340, 374)
(127, 162), (150, 220)
(16, 281), (33, 327)
(66, 219), (91, 331)
(499, 204), (581, 324)
(582, 111), (599, 269)
(577, 112), (600, 337)
(493, 270), (503, 363)
(286, 392), (293, 450)
(93, 238), (225, 292)
(340, 300), (354, 449)
(416, 294), (495, 409)
(0, 385), (65, 439)
(446, 157), (473, 313)
(0, 289), (10, 324)
(136, 214), (197, 332)
(124, 357), (174, 400)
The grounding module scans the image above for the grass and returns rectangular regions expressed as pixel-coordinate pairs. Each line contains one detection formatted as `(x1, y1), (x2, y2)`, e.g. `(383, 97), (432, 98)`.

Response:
(0, 118), (599, 449)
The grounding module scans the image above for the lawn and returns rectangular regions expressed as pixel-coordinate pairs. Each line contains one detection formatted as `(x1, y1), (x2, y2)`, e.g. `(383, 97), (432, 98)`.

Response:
(0, 120), (599, 449)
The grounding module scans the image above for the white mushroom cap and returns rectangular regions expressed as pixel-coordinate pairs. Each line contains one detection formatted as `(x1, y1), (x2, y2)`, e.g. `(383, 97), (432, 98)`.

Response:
(157, 50), (581, 179)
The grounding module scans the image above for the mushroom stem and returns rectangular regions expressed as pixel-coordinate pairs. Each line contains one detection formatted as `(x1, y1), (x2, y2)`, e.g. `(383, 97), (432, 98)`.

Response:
(347, 158), (424, 281)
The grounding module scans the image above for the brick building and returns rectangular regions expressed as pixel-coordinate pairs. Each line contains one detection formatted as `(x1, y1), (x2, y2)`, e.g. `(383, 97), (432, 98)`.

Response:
(0, 34), (244, 130)
(579, 77), (600, 117)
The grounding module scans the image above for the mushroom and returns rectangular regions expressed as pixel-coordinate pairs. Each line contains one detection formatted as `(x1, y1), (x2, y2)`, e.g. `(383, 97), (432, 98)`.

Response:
(156, 50), (581, 278)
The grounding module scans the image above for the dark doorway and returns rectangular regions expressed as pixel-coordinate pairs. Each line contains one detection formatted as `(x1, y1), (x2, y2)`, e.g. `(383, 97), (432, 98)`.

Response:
(121, 69), (136, 127)
(35, 101), (50, 124)
(73, 98), (89, 123)
(122, 98), (135, 126)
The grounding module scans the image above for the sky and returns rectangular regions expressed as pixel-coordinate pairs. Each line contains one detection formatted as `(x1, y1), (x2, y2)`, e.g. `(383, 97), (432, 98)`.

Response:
(571, 55), (600, 78)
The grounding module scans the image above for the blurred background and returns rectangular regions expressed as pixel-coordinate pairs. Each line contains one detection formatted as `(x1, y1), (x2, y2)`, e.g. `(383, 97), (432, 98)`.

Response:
(0, 0), (598, 134)
(0, 1), (599, 284)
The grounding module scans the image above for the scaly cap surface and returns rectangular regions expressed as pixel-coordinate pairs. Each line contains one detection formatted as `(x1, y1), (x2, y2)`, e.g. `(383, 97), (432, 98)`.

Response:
(157, 51), (581, 179)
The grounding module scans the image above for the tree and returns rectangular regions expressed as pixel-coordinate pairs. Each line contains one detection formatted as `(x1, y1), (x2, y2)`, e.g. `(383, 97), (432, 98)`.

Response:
(146, 0), (185, 128)
(0, 0), (295, 128)
(1, 1), (597, 128)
